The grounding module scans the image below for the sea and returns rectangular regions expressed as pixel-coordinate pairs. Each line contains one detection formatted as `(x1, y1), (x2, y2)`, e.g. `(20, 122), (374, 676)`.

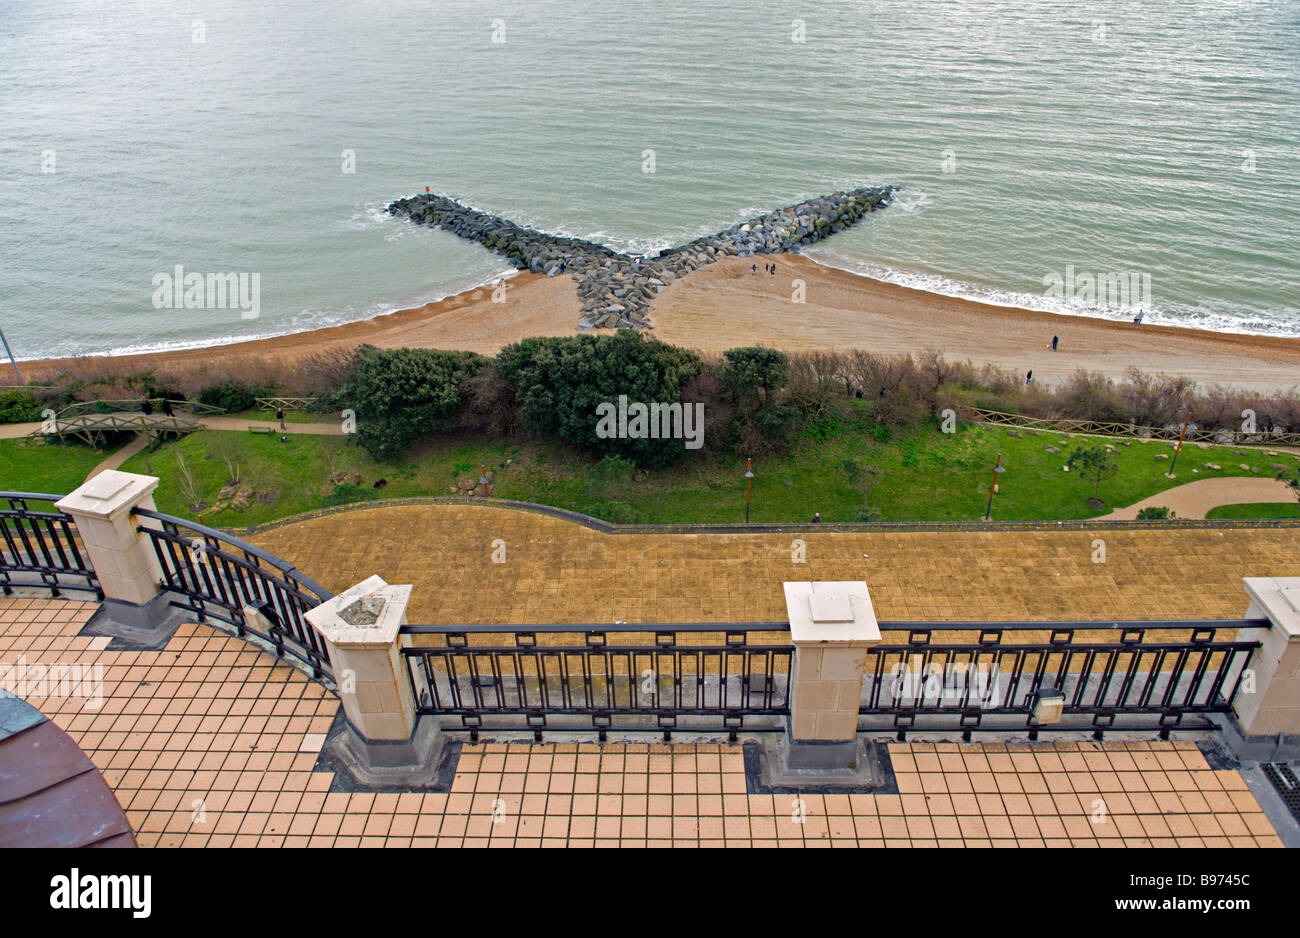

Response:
(0, 0), (1297, 361)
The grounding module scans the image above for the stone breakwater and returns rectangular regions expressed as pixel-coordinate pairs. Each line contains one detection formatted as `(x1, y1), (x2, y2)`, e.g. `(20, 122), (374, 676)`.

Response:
(387, 185), (898, 330)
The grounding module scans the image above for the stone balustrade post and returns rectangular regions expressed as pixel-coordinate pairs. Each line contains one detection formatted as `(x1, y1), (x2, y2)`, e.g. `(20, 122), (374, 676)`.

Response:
(782, 581), (881, 773)
(1232, 577), (1300, 753)
(304, 575), (443, 787)
(55, 471), (178, 643)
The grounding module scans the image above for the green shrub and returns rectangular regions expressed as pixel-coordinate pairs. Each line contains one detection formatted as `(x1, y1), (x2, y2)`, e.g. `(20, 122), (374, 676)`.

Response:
(718, 347), (789, 409)
(198, 380), (261, 414)
(1136, 506), (1176, 520)
(497, 331), (702, 467)
(0, 389), (40, 424)
(855, 506), (883, 522)
(340, 345), (487, 460)
(322, 483), (379, 507)
(580, 500), (641, 524)
(588, 455), (636, 488)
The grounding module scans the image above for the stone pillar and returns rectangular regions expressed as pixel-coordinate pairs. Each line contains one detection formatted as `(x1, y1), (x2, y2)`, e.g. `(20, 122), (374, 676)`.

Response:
(782, 581), (881, 772)
(304, 575), (442, 787)
(1233, 577), (1300, 742)
(54, 471), (177, 642)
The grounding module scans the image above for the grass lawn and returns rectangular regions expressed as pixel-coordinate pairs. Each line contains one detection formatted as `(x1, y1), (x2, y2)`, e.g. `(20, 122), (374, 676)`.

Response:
(90, 409), (1300, 527)
(223, 408), (327, 425)
(0, 438), (122, 495)
(1205, 502), (1300, 520)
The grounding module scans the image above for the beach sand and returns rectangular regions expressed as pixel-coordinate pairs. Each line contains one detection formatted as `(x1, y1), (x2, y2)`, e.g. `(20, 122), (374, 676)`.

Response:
(25, 255), (1300, 392)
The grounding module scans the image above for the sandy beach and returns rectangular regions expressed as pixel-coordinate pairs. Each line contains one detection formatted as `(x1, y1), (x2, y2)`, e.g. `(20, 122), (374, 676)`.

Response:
(25, 255), (1300, 392)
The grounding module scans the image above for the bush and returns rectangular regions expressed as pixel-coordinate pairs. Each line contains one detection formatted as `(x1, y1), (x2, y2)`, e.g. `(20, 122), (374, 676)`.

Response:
(855, 506), (883, 522)
(579, 501), (641, 524)
(322, 483), (379, 507)
(1136, 506), (1176, 520)
(588, 454), (636, 488)
(497, 331), (702, 467)
(720, 347), (789, 410)
(0, 389), (40, 424)
(340, 345), (487, 460)
(198, 380), (261, 414)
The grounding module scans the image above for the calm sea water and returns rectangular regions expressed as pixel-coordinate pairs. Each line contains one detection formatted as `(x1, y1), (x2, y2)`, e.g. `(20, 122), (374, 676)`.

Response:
(0, 0), (1297, 360)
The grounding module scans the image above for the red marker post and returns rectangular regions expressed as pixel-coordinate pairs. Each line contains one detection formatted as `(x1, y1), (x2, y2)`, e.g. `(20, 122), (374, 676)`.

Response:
(1166, 412), (1192, 477)
(744, 458), (754, 523)
(984, 453), (1005, 521)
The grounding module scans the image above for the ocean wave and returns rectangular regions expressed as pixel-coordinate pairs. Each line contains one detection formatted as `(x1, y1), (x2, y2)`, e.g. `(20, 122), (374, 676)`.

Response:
(803, 247), (1300, 340)
(20, 269), (522, 362)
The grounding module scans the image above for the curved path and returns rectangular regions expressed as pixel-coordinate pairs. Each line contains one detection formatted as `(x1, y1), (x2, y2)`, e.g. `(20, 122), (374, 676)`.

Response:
(83, 432), (150, 481)
(1100, 476), (1296, 520)
(0, 415), (343, 439)
(244, 502), (1300, 625)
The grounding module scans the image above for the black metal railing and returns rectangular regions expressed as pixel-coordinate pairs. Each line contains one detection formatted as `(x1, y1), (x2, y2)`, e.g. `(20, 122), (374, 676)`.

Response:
(396, 618), (1266, 742)
(0, 492), (101, 599)
(862, 620), (1266, 739)
(132, 508), (334, 682)
(399, 623), (793, 741)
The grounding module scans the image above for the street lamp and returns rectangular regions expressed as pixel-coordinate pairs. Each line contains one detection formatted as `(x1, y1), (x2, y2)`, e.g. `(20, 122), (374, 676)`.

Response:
(0, 328), (21, 383)
(1166, 412), (1192, 478)
(479, 464), (491, 498)
(744, 458), (754, 523)
(984, 453), (1005, 521)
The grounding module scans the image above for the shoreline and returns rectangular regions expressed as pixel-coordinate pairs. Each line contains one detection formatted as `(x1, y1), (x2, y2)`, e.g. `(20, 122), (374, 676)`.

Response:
(21, 254), (1300, 393)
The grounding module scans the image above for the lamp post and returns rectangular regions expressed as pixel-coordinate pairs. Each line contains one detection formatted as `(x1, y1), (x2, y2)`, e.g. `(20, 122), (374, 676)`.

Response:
(984, 453), (1005, 521)
(1166, 412), (1192, 478)
(744, 458), (754, 523)
(479, 464), (491, 498)
(0, 328), (21, 383)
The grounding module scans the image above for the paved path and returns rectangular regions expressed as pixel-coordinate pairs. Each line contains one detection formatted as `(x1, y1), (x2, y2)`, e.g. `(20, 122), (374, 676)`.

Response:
(246, 503), (1300, 625)
(0, 416), (343, 439)
(199, 416), (343, 435)
(1100, 476), (1296, 520)
(83, 432), (150, 482)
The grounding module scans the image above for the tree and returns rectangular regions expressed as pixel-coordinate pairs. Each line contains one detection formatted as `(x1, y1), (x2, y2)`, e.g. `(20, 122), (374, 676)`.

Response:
(340, 345), (487, 460)
(1068, 445), (1120, 502)
(718, 347), (788, 410)
(496, 331), (702, 467)
(841, 457), (881, 510)
(1278, 467), (1300, 501)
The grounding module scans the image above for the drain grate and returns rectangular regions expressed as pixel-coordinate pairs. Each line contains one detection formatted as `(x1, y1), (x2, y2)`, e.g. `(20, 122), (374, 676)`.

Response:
(1261, 763), (1300, 825)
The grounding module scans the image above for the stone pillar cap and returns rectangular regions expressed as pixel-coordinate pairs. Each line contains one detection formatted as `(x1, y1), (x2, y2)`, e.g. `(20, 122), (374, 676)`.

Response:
(1243, 577), (1300, 638)
(305, 575), (412, 645)
(783, 581), (881, 645)
(55, 471), (159, 519)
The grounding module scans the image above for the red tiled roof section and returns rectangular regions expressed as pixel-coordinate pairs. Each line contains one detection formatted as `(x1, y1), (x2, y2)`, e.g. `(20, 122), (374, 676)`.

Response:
(0, 700), (136, 848)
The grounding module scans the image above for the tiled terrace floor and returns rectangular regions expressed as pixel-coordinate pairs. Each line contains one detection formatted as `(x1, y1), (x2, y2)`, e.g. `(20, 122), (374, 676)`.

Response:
(0, 597), (1285, 848)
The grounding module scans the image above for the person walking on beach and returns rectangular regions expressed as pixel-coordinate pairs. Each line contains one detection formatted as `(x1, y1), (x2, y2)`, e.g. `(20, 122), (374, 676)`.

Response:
(1051, 335), (1059, 351)
(770, 263), (776, 275)
(140, 396), (153, 416)
(1026, 370), (1033, 385)
(276, 406), (286, 431)
(752, 264), (757, 273)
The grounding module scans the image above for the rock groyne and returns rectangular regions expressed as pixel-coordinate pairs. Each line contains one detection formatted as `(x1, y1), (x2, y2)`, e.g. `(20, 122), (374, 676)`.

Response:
(387, 185), (898, 330)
